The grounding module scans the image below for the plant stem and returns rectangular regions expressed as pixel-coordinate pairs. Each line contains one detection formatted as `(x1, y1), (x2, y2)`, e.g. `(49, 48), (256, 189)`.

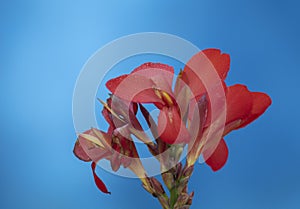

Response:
(169, 187), (178, 209)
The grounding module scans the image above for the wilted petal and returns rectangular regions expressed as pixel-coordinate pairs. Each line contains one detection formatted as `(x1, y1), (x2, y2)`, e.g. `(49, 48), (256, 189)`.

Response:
(91, 162), (111, 194)
(91, 128), (111, 149)
(110, 151), (122, 171)
(76, 129), (112, 162)
(73, 140), (91, 162)
(120, 155), (132, 168)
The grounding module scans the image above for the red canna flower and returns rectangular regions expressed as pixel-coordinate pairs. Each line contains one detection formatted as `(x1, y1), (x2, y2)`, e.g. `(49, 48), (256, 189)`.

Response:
(73, 48), (271, 208)
(105, 48), (271, 171)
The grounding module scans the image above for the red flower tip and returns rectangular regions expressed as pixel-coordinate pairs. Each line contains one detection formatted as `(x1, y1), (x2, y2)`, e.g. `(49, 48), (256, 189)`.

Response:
(105, 74), (129, 94)
(91, 162), (111, 194)
(202, 48), (230, 80)
(240, 91), (272, 128)
(225, 84), (272, 133)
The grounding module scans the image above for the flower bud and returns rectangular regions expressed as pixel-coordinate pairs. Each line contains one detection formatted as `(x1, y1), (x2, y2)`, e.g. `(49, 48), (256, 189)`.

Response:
(186, 191), (194, 205)
(162, 172), (174, 190)
(157, 195), (170, 209)
(175, 162), (183, 179)
(147, 143), (159, 156)
(142, 177), (154, 195)
(177, 177), (189, 194)
(150, 177), (165, 196)
(174, 193), (189, 208)
(183, 165), (194, 178)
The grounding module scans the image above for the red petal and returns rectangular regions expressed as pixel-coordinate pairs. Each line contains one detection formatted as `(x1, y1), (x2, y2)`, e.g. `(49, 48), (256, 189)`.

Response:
(91, 162), (111, 194)
(73, 129), (100, 162)
(131, 62), (174, 93)
(73, 140), (91, 162)
(110, 151), (122, 172)
(225, 84), (253, 125)
(189, 80), (227, 128)
(132, 62), (173, 73)
(105, 74), (129, 94)
(181, 49), (230, 99)
(106, 63), (175, 104)
(77, 129), (111, 162)
(202, 49), (230, 80)
(204, 138), (228, 171)
(224, 85), (271, 134)
(157, 106), (190, 144)
(106, 73), (162, 104)
(239, 92), (272, 128)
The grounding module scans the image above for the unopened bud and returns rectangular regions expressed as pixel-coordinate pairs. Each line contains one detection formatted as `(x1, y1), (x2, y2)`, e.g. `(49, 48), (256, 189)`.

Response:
(147, 143), (159, 156)
(157, 195), (170, 209)
(162, 172), (174, 190)
(157, 138), (167, 153)
(142, 177), (154, 195)
(174, 193), (189, 208)
(186, 191), (194, 205)
(175, 163), (183, 179)
(177, 177), (189, 194)
(150, 177), (165, 196)
(183, 165), (194, 177)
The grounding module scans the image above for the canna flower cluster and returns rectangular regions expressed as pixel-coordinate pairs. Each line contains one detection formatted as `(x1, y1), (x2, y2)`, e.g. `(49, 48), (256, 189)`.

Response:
(73, 49), (271, 209)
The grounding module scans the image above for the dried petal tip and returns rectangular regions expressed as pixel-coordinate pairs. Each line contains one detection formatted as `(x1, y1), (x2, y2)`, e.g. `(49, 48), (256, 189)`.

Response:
(91, 162), (111, 194)
(73, 140), (91, 162)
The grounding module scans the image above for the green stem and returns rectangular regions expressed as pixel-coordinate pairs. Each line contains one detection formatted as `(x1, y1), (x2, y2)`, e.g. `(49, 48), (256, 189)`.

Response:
(169, 186), (178, 209)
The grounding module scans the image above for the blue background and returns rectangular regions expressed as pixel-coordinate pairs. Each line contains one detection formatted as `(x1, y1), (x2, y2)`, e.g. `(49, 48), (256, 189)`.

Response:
(1, 0), (299, 209)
